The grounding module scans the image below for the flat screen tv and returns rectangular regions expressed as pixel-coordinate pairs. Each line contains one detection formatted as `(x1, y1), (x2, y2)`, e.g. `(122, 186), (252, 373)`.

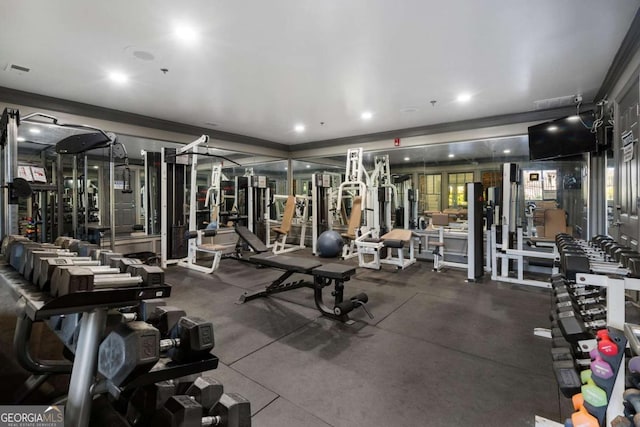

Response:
(528, 111), (597, 161)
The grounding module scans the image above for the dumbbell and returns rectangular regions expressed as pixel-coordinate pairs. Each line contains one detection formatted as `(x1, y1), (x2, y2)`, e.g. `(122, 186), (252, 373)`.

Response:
(30, 250), (78, 285)
(136, 300), (168, 322)
(156, 393), (251, 427)
(89, 248), (109, 261)
(21, 245), (67, 279)
(148, 306), (187, 337)
(623, 389), (640, 426)
(553, 360), (582, 398)
(126, 380), (179, 426)
(557, 311), (606, 344)
(589, 348), (614, 380)
(130, 376), (224, 425)
(127, 264), (165, 286)
(77, 241), (98, 257)
(109, 257), (143, 273)
(53, 266), (143, 296)
(570, 393), (600, 427)
(53, 264), (164, 296)
(580, 369), (608, 408)
(162, 316), (215, 362)
(621, 252), (640, 268)
(555, 303), (606, 321)
(98, 317), (214, 386)
(100, 251), (124, 266)
(9, 240), (43, 271)
(38, 257), (100, 289)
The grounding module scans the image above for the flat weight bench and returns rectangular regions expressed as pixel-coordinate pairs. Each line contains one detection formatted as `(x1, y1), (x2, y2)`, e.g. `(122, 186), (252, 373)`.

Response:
(238, 252), (370, 323)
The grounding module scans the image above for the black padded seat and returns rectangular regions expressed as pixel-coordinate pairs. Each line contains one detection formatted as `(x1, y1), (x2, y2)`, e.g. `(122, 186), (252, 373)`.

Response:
(383, 239), (404, 248)
(362, 237), (381, 244)
(236, 225), (269, 253)
(312, 263), (356, 280)
(249, 252), (322, 272)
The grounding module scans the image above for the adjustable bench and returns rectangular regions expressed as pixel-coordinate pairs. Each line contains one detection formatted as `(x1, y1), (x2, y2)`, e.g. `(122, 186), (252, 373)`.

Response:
(238, 252), (370, 323)
(181, 228), (239, 274)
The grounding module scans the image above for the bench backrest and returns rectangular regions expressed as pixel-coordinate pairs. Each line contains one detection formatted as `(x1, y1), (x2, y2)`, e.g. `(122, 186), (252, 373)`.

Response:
(347, 196), (363, 236)
(279, 195), (296, 234)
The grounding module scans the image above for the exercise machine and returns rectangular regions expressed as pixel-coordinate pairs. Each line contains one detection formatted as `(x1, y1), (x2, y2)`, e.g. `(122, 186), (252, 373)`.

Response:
(268, 194), (309, 254)
(160, 135), (240, 271)
(489, 163), (558, 288)
(311, 172), (341, 255)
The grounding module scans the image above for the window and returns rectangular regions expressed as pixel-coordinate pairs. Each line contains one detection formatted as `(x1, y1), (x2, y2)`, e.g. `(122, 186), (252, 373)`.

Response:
(606, 167), (614, 202)
(418, 173), (441, 211)
(448, 172), (473, 208)
(523, 169), (557, 200)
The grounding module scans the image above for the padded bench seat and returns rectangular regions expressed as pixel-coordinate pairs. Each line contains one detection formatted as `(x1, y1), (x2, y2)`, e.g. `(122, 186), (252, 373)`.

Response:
(312, 263), (356, 280)
(249, 252), (322, 272)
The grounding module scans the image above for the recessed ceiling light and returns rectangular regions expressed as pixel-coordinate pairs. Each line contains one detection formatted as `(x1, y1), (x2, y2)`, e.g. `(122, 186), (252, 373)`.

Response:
(108, 71), (128, 84)
(294, 124), (305, 133)
(306, 165), (311, 168)
(93, 165), (99, 169)
(448, 154), (455, 158)
(17, 136), (25, 142)
(548, 125), (558, 132)
(456, 93), (472, 103)
(284, 166), (288, 171)
(174, 24), (199, 43)
(29, 128), (40, 134)
(503, 149), (511, 154)
(404, 157), (410, 161)
(567, 115), (580, 122)
(361, 111), (373, 120)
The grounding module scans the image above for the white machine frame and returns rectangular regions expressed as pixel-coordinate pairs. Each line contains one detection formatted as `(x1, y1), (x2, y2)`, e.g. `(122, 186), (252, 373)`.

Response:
(268, 193), (309, 254)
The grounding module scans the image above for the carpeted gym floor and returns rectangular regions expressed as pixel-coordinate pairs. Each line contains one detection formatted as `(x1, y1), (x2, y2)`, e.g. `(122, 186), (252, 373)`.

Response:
(0, 251), (569, 426)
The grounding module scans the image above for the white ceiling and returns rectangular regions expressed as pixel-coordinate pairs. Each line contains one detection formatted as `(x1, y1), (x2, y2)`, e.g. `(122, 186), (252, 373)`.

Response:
(0, 1), (637, 145)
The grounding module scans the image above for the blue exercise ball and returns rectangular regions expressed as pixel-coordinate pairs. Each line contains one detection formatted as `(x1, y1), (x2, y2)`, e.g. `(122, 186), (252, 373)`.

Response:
(317, 230), (343, 258)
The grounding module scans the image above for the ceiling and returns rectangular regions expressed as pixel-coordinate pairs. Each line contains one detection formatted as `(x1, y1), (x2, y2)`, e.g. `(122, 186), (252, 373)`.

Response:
(0, 1), (637, 145)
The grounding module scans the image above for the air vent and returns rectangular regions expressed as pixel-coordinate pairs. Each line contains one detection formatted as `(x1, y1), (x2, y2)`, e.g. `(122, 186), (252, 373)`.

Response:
(5, 63), (30, 73)
(533, 95), (576, 110)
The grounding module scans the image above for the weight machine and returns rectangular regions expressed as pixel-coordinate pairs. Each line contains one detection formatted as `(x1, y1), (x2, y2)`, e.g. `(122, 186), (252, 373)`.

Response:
(336, 148), (398, 260)
(267, 193), (309, 254)
(0, 108), (122, 250)
(488, 163), (558, 288)
(311, 172), (341, 255)
(160, 135), (240, 271)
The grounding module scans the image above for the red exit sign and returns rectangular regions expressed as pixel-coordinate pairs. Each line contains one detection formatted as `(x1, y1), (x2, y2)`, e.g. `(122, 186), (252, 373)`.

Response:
(394, 138), (401, 147)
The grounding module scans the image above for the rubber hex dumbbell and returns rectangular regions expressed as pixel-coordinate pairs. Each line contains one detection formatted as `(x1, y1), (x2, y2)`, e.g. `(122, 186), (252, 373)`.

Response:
(162, 316), (215, 363)
(150, 306), (187, 337)
(557, 311), (606, 343)
(184, 377), (224, 414)
(126, 380), (177, 426)
(98, 321), (161, 386)
(157, 393), (251, 427)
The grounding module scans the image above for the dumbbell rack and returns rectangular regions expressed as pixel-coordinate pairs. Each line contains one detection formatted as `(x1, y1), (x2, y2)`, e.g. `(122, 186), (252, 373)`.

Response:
(0, 262), (219, 427)
(572, 272), (640, 425)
